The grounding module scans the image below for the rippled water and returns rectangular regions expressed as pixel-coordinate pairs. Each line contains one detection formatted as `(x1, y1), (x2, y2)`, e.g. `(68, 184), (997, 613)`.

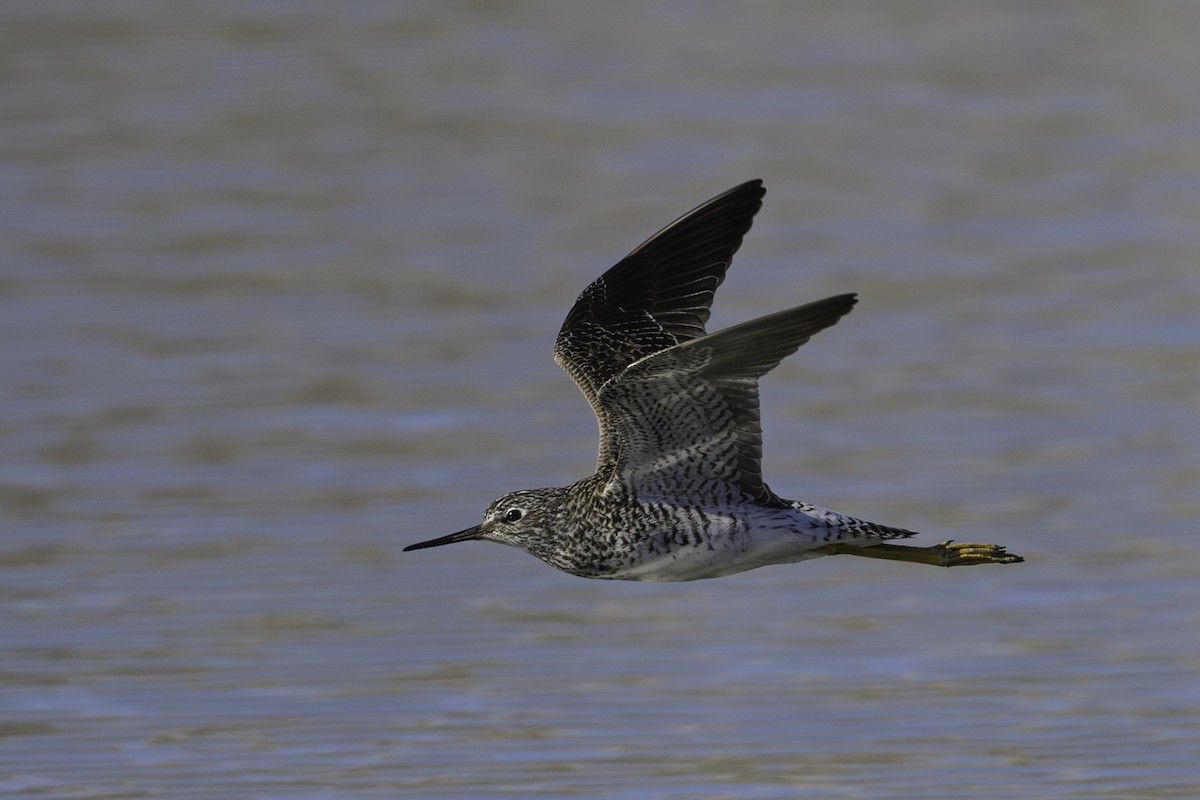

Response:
(3, 2), (1200, 798)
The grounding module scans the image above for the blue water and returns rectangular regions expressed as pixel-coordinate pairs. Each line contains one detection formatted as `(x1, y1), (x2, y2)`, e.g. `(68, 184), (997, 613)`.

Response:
(3, 2), (1199, 797)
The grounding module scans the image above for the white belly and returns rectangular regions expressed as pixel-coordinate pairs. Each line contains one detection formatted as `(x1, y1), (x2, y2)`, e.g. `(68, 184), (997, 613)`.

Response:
(603, 527), (831, 581)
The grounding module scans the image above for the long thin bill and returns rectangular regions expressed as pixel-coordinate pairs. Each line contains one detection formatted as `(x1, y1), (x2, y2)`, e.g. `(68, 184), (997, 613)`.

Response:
(403, 525), (483, 552)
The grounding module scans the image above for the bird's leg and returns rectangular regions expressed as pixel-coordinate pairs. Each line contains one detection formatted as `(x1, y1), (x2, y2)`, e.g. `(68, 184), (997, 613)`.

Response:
(818, 539), (1023, 567)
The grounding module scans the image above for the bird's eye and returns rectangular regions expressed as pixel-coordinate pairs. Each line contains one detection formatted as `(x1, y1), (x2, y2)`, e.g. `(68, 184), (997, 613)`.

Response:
(503, 508), (524, 523)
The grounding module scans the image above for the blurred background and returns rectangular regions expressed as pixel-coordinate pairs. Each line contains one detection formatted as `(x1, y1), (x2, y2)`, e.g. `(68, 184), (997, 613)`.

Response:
(2, 2), (1199, 797)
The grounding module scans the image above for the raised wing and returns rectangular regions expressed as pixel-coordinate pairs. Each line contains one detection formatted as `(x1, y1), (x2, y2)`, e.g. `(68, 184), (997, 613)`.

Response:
(553, 180), (767, 468)
(596, 294), (858, 505)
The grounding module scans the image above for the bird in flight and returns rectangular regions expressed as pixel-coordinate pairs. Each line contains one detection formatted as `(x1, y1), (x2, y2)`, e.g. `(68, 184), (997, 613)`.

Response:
(404, 180), (1023, 580)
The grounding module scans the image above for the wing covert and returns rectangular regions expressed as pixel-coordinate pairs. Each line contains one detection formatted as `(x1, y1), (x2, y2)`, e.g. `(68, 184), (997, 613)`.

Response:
(595, 295), (859, 504)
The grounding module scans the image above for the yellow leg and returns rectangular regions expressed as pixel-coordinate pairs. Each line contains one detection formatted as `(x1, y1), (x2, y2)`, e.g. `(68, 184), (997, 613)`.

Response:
(818, 539), (1023, 567)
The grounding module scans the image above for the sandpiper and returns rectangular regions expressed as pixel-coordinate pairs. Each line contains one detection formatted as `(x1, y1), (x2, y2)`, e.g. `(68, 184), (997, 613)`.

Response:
(405, 180), (1023, 580)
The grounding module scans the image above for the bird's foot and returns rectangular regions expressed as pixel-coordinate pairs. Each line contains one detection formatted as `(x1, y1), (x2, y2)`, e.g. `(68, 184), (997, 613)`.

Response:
(932, 539), (1024, 567)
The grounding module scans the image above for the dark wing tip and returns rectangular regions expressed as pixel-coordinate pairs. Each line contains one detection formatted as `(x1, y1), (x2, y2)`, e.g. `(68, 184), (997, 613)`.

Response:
(822, 292), (859, 316)
(554, 179), (772, 391)
(619, 179), (766, 260)
(687, 292), (860, 378)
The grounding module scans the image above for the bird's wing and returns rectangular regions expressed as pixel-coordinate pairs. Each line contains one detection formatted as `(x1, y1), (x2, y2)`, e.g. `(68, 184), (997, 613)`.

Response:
(595, 295), (858, 505)
(553, 180), (767, 469)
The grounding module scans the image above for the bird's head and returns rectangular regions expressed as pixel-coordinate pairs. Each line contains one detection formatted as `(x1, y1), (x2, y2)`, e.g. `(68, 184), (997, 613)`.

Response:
(404, 487), (569, 561)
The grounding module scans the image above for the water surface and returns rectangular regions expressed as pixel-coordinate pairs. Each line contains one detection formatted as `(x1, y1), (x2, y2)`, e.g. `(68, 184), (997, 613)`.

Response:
(3, 2), (1199, 798)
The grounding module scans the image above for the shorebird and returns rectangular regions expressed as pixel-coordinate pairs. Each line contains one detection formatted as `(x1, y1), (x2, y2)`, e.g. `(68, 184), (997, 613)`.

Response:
(404, 180), (1023, 580)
